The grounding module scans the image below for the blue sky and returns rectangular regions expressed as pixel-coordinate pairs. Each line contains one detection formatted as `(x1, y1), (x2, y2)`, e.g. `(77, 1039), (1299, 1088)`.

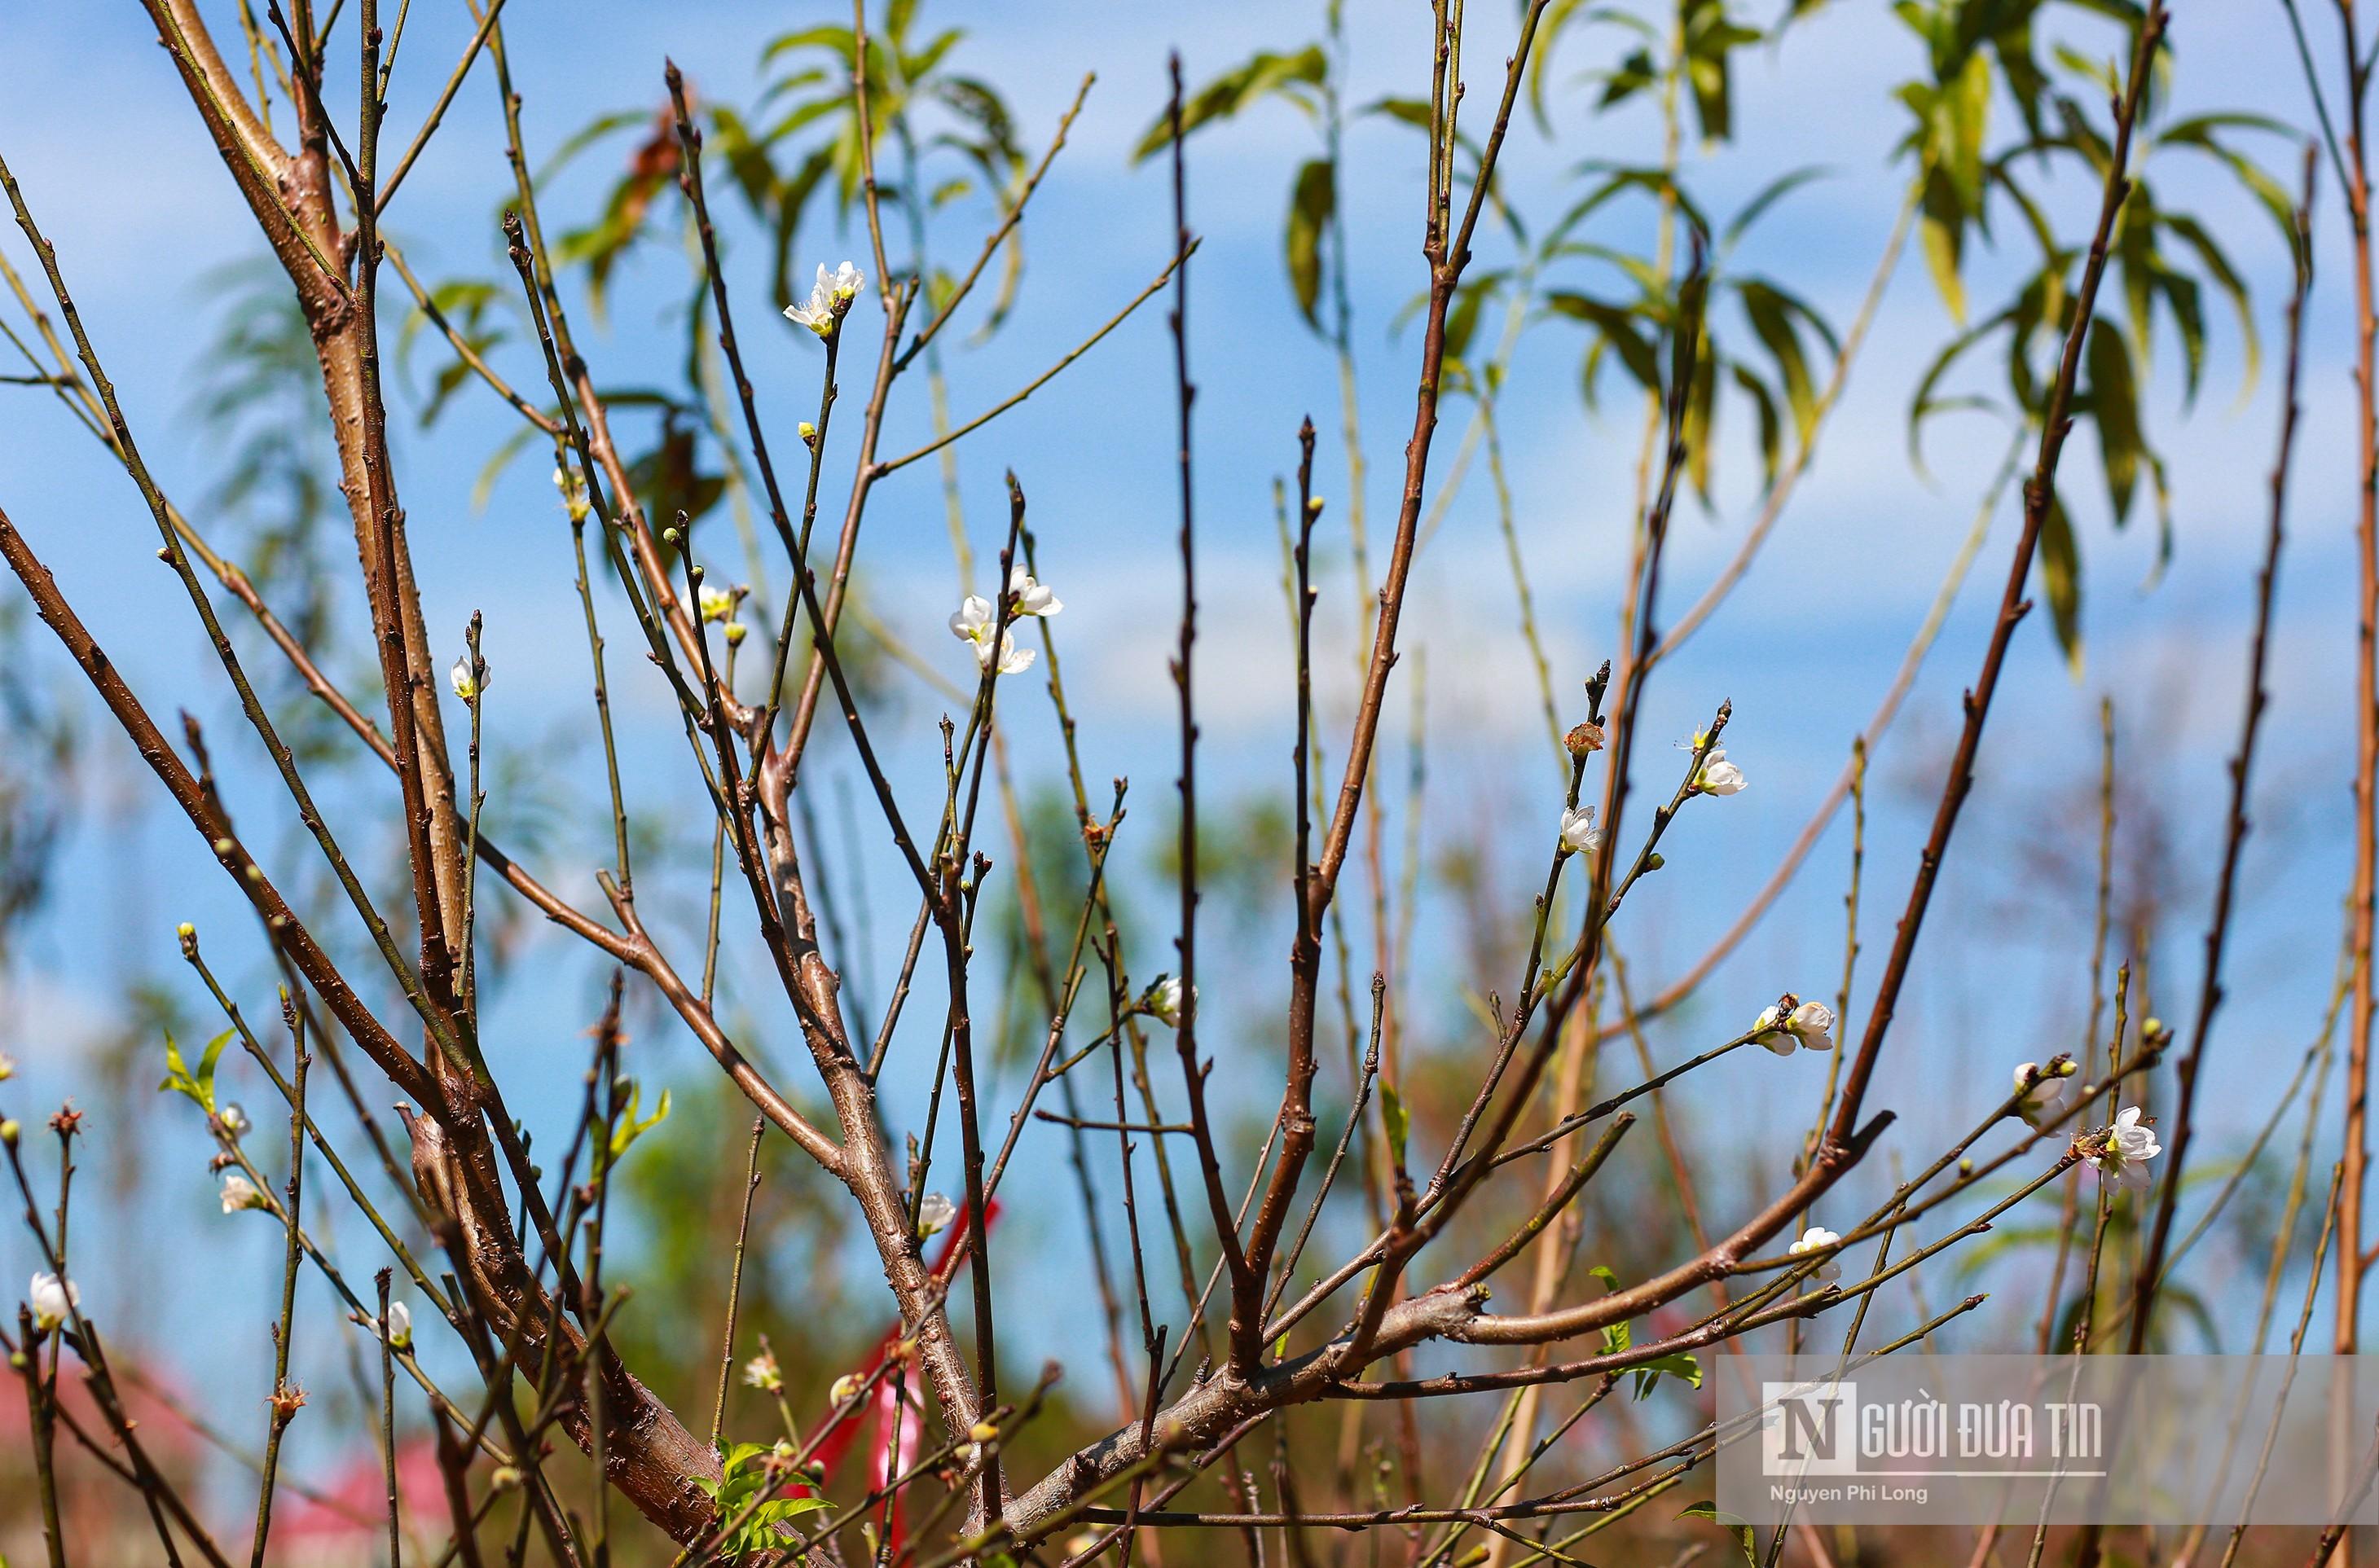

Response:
(0, 0), (2367, 1513)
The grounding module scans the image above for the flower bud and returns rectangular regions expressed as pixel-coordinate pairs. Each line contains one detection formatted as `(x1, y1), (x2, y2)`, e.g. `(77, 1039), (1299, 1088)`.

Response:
(490, 1465), (523, 1493)
(799, 421), (818, 446)
(969, 1420), (997, 1443)
(915, 1192), (957, 1239)
(1, 1119), (18, 1147)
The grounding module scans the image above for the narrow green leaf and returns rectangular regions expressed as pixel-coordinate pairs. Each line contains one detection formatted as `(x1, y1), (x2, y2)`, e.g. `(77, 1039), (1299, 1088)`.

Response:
(1286, 158), (1334, 332)
(2037, 488), (2084, 678)
(1129, 47), (1327, 164)
(1545, 291), (1662, 399)
(1919, 169), (1967, 325)
(2086, 319), (2143, 525)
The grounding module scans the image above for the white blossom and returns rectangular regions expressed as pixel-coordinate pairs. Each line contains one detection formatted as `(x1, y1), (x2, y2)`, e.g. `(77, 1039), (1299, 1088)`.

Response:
(552, 466), (590, 523)
(1694, 748), (1747, 796)
(1150, 976), (1194, 1029)
(949, 595), (994, 643)
(1787, 1000), (1834, 1053)
(829, 1372), (864, 1406)
(916, 1192), (958, 1239)
(698, 584), (737, 623)
(978, 630), (1033, 674)
(948, 595), (1034, 674)
(1559, 806), (1602, 857)
(220, 1172), (266, 1214)
(2013, 1061), (2075, 1130)
(384, 1300), (412, 1350)
(29, 1272), (78, 1331)
(449, 655), (485, 702)
(219, 1102), (250, 1136)
(2091, 1106), (2162, 1194)
(743, 1351), (782, 1391)
(1752, 997), (1833, 1056)
(1006, 566), (1062, 618)
(785, 261), (865, 337)
(1788, 1226), (1843, 1283)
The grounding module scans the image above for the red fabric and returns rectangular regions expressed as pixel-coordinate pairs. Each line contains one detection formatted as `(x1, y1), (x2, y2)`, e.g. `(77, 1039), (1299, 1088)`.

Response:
(796, 1198), (998, 1554)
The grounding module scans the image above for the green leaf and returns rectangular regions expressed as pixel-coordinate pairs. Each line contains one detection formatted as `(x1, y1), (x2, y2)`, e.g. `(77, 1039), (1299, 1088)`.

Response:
(471, 425), (545, 516)
(1632, 1350), (1702, 1400)
(1380, 1079), (1409, 1170)
(1679, 1503), (1758, 1565)
(1286, 158), (1334, 333)
(1721, 165), (1832, 250)
(1738, 279), (1818, 447)
(2161, 213), (2260, 398)
(158, 1028), (233, 1113)
(1919, 166), (1968, 325)
(1598, 47), (1658, 113)
(1682, 345), (1718, 503)
(1732, 361), (1783, 493)
(2037, 488), (2084, 677)
(2085, 319), (2143, 525)
(1545, 291), (1662, 404)
(1129, 47), (1327, 164)
(159, 1030), (196, 1101)
(609, 1083), (672, 1162)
